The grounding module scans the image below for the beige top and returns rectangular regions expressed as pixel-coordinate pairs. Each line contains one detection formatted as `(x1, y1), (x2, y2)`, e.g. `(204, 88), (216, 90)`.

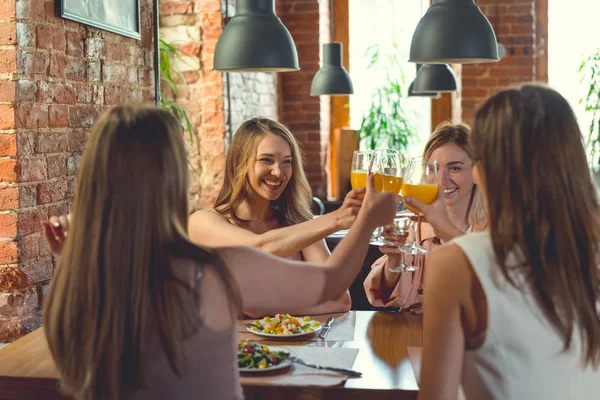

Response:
(363, 221), (439, 309)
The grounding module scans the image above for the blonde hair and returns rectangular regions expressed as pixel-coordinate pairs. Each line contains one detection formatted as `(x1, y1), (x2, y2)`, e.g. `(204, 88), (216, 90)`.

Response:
(215, 118), (313, 226)
(44, 105), (241, 399)
(471, 83), (600, 367)
(423, 121), (486, 227)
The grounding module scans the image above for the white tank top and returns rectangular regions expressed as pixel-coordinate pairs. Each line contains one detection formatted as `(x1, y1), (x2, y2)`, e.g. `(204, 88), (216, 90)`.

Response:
(452, 232), (600, 400)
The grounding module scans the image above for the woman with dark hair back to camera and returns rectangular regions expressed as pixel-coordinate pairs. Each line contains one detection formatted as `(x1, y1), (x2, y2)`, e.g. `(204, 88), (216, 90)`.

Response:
(419, 84), (600, 399)
(189, 118), (364, 316)
(42, 105), (398, 400)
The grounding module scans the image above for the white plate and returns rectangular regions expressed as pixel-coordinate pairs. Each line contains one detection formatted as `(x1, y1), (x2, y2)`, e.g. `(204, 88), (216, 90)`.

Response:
(238, 346), (293, 373)
(246, 319), (322, 339)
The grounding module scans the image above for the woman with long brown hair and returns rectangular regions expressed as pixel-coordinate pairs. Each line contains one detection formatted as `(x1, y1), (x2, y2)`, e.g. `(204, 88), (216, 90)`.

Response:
(364, 121), (486, 312)
(43, 105), (398, 400)
(419, 84), (600, 399)
(189, 118), (364, 316)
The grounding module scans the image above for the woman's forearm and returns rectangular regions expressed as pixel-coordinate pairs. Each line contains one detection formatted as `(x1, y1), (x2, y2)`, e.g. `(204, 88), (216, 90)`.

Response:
(381, 255), (403, 298)
(254, 212), (342, 257)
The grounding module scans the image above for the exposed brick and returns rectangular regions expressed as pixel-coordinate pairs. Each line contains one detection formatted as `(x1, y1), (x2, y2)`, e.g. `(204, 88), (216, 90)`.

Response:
(17, 234), (38, 262)
(16, 22), (36, 47)
(48, 105), (69, 127)
(0, 240), (18, 264)
(102, 63), (127, 83)
(67, 155), (80, 176)
(36, 81), (77, 104)
(67, 128), (89, 152)
(15, 0), (46, 21)
(68, 105), (101, 128)
(49, 54), (85, 81)
(17, 208), (46, 237)
(37, 179), (70, 204)
(16, 50), (47, 75)
(0, 0), (16, 19)
(46, 155), (68, 179)
(18, 184), (36, 208)
(34, 132), (69, 153)
(36, 24), (66, 51)
(160, 1), (194, 15)
(0, 159), (17, 182)
(0, 291), (24, 318)
(16, 132), (34, 156)
(14, 103), (48, 129)
(0, 187), (18, 210)
(0, 317), (24, 342)
(16, 79), (35, 102)
(21, 256), (52, 286)
(16, 158), (46, 182)
(0, 80), (16, 103)
(0, 48), (16, 75)
(0, 104), (15, 130)
(0, 213), (17, 238)
(65, 31), (84, 57)
(0, 134), (16, 156)
(0, 22), (16, 46)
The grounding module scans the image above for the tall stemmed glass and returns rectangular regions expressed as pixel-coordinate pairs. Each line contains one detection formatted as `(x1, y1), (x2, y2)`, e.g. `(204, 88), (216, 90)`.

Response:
(400, 157), (438, 269)
(350, 150), (373, 194)
(370, 149), (404, 245)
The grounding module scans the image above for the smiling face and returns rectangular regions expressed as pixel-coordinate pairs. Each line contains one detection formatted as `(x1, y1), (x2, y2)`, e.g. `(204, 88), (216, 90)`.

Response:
(247, 134), (293, 201)
(429, 143), (474, 208)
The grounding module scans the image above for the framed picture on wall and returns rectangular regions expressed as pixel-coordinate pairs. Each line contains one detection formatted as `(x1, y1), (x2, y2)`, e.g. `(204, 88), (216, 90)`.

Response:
(57, 0), (141, 40)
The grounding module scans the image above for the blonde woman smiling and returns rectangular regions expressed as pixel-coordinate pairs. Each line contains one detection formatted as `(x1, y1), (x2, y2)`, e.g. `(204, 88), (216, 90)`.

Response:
(189, 118), (363, 316)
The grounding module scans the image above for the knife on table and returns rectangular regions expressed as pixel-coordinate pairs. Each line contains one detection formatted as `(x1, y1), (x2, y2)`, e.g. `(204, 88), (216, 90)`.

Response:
(319, 317), (334, 339)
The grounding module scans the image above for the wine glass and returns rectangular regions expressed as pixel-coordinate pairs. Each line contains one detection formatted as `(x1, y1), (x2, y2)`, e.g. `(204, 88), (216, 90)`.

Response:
(369, 149), (404, 244)
(400, 157), (438, 262)
(386, 212), (414, 273)
(350, 150), (373, 193)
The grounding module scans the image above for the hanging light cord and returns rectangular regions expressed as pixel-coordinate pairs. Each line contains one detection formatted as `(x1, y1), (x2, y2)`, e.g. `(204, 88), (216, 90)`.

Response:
(329, 0), (334, 41)
(224, 0), (233, 147)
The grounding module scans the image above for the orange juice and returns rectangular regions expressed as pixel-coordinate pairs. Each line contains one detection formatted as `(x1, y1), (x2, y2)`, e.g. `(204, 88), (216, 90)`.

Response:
(401, 184), (439, 214)
(374, 174), (403, 193)
(351, 170), (367, 190)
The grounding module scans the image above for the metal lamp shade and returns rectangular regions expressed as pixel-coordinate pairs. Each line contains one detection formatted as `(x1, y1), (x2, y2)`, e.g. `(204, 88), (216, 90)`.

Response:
(409, 0), (499, 64)
(412, 64), (457, 93)
(408, 81), (441, 99)
(310, 43), (353, 96)
(214, 0), (299, 72)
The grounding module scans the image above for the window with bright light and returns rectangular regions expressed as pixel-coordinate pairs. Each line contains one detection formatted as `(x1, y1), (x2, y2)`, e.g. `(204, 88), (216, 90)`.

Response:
(349, 0), (431, 157)
(548, 0), (600, 147)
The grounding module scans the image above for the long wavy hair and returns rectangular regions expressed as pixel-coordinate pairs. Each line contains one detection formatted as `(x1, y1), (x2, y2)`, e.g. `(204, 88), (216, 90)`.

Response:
(471, 83), (600, 367)
(214, 118), (313, 226)
(44, 105), (241, 400)
(423, 121), (486, 228)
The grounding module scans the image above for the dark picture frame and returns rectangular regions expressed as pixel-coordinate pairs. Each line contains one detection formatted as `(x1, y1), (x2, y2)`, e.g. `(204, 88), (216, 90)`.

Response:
(57, 0), (141, 40)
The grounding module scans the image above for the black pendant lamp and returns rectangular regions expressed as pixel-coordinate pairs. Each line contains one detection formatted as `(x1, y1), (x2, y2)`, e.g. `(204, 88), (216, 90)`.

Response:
(409, 0), (499, 64)
(214, 0), (299, 72)
(408, 64), (441, 98)
(412, 64), (457, 93)
(310, 0), (353, 96)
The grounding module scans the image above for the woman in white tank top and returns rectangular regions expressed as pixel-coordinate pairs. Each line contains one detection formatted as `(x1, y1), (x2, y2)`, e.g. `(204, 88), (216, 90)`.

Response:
(419, 84), (600, 400)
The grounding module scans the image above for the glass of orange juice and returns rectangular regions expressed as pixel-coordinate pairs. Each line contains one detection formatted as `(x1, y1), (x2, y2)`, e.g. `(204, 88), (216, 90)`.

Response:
(350, 150), (373, 192)
(400, 157), (438, 261)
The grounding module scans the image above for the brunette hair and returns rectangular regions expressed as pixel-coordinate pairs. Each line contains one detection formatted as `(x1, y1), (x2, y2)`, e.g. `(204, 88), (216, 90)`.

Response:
(423, 121), (486, 227)
(44, 105), (241, 399)
(471, 83), (600, 367)
(214, 118), (313, 226)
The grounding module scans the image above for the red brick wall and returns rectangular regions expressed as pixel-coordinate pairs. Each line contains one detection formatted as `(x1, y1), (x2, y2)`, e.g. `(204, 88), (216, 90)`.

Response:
(461, 0), (539, 122)
(278, 0), (329, 197)
(0, 0), (155, 342)
(159, 0), (228, 210)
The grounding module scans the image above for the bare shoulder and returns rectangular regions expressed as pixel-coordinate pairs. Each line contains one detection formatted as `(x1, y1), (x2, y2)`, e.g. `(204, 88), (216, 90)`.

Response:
(425, 243), (472, 299)
(189, 209), (229, 227)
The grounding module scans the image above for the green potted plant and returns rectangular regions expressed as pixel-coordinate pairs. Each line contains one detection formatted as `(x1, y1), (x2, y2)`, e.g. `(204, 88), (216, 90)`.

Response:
(356, 44), (416, 152)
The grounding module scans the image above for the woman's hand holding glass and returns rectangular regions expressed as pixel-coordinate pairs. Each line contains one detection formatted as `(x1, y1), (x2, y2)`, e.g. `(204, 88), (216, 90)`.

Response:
(400, 157), (438, 262)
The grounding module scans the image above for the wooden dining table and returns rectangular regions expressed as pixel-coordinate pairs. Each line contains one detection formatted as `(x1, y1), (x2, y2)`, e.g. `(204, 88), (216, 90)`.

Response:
(0, 311), (422, 400)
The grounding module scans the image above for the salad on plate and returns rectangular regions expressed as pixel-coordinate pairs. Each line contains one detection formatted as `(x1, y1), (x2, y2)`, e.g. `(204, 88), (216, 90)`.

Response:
(247, 313), (322, 336)
(237, 340), (291, 371)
